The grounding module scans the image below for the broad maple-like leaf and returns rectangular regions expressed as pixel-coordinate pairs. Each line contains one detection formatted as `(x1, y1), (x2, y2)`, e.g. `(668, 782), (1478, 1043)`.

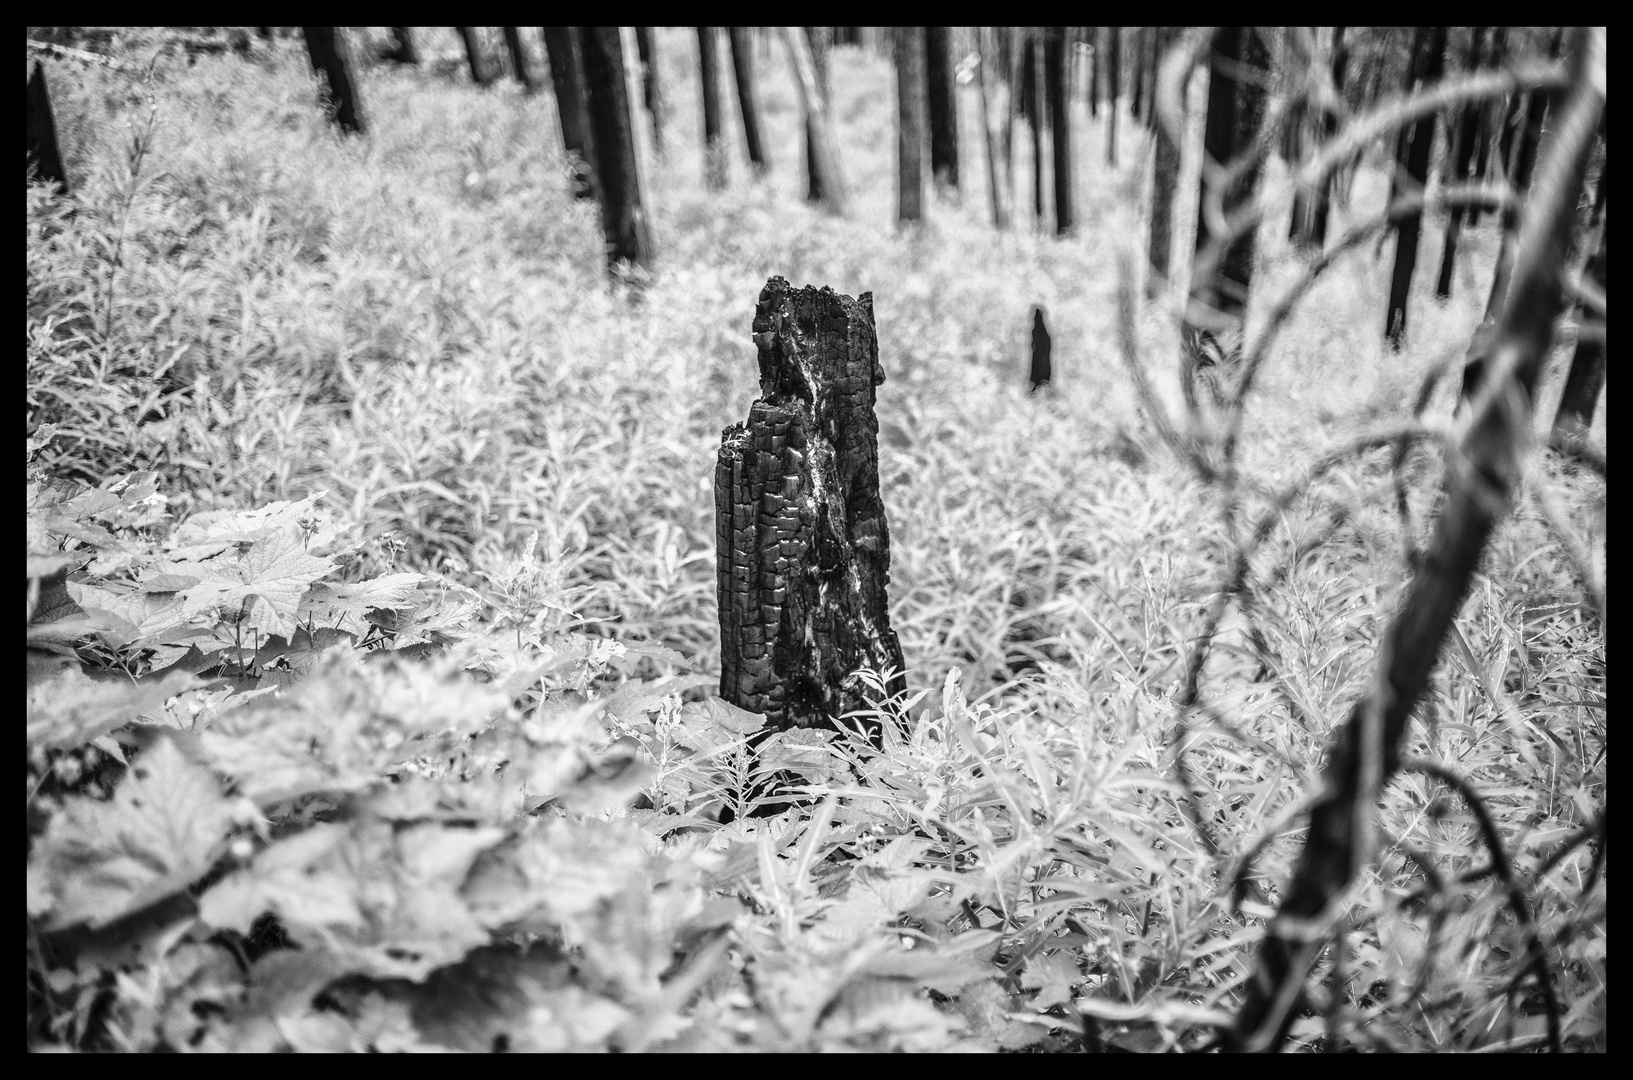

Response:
(298, 573), (427, 636)
(27, 667), (199, 751)
(30, 734), (236, 929)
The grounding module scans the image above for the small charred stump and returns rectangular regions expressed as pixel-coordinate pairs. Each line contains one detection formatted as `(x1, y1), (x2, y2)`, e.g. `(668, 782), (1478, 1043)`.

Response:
(715, 277), (907, 742)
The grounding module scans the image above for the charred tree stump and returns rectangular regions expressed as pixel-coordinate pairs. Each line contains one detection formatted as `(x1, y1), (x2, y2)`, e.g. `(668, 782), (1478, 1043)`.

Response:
(716, 277), (907, 743)
(27, 62), (70, 195)
(1029, 306), (1052, 390)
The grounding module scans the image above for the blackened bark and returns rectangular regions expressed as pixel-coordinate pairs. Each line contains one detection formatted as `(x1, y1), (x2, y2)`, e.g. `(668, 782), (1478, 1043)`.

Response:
(1020, 31), (1047, 225)
(301, 28), (366, 135)
(1047, 27), (1072, 234)
(698, 27), (728, 190)
(543, 27), (597, 200)
(1384, 26), (1446, 351)
(728, 27), (769, 176)
(1147, 28), (1181, 297)
(1469, 27), (1508, 226)
(456, 27), (492, 86)
(1552, 177), (1606, 435)
(716, 277), (907, 743)
(926, 26), (959, 192)
(26, 62), (70, 194)
(896, 26), (926, 224)
(502, 27), (537, 93)
(577, 26), (652, 272)
(1483, 29), (1564, 325)
(1187, 27), (1268, 340)
(1130, 27), (1146, 124)
(1436, 27), (1487, 299)
(380, 27), (418, 65)
(784, 28), (846, 215)
(1087, 26), (1098, 116)
(1029, 306), (1052, 390)
(635, 27), (664, 157)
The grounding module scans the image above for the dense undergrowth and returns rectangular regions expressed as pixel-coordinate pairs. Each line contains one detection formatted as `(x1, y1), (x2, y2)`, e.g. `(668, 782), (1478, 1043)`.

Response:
(27, 28), (1604, 1051)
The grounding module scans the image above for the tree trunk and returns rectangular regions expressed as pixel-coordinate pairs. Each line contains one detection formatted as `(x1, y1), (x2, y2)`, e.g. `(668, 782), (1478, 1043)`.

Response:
(1020, 31), (1047, 227)
(1130, 27), (1146, 124)
(1105, 25), (1120, 167)
(896, 26), (926, 224)
(1483, 29), (1565, 325)
(577, 27), (652, 273)
(716, 276), (907, 745)
(1310, 26), (1348, 246)
(1086, 26), (1098, 116)
(976, 26), (1012, 230)
(1029, 306), (1052, 390)
(1469, 27), (1508, 226)
(1047, 27), (1073, 234)
(782, 27), (846, 216)
(926, 26), (959, 194)
(502, 27), (537, 93)
(1147, 28), (1181, 298)
(380, 27), (418, 65)
(1435, 27), (1486, 299)
(543, 27), (597, 200)
(802, 27), (832, 205)
(697, 27), (729, 190)
(635, 27), (664, 159)
(456, 27), (492, 86)
(1186, 27), (1268, 346)
(728, 27), (769, 176)
(26, 62), (70, 194)
(1384, 26), (1446, 351)
(1552, 177), (1607, 436)
(1287, 29), (1315, 246)
(1227, 28), (1602, 1053)
(301, 28), (366, 135)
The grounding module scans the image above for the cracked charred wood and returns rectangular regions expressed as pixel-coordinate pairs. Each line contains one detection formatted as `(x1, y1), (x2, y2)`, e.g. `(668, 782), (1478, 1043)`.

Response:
(715, 277), (907, 743)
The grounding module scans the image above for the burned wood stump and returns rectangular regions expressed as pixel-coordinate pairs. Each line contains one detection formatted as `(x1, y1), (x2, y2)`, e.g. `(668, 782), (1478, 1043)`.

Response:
(715, 277), (907, 741)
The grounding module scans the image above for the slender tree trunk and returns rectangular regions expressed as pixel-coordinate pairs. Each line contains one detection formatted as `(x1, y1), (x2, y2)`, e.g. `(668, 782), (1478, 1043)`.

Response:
(1106, 26), (1120, 167)
(381, 27), (418, 65)
(803, 27), (832, 205)
(26, 62), (70, 194)
(1552, 176), (1607, 436)
(1469, 27), (1508, 227)
(728, 27), (769, 176)
(782, 27), (846, 215)
(1130, 27), (1146, 124)
(1484, 29), (1565, 324)
(896, 26), (926, 224)
(502, 28), (537, 93)
(976, 26), (1012, 230)
(1310, 26), (1348, 247)
(1047, 27), (1073, 234)
(697, 27), (729, 190)
(543, 27), (597, 200)
(577, 26), (652, 272)
(1086, 26), (1099, 116)
(1288, 29), (1316, 246)
(456, 27), (492, 86)
(926, 26), (959, 194)
(1435, 27), (1487, 300)
(1003, 27), (1022, 206)
(1147, 28), (1182, 298)
(1384, 26), (1446, 351)
(1186, 28), (1269, 346)
(301, 28), (366, 135)
(635, 27), (664, 159)
(1024, 32), (1050, 228)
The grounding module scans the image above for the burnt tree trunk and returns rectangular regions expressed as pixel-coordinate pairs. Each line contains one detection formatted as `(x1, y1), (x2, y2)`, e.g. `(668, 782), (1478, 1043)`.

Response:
(1105, 25), (1120, 167)
(1029, 306), (1052, 390)
(976, 25), (1012, 229)
(1147, 27), (1181, 298)
(1436, 26), (1487, 299)
(380, 27), (418, 65)
(1086, 26), (1099, 117)
(26, 62), (70, 194)
(802, 27), (832, 204)
(728, 27), (769, 177)
(577, 26), (652, 272)
(1384, 26), (1446, 351)
(698, 27), (729, 190)
(544, 27), (597, 200)
(301, 28), (366, 135)
(1021, 30), (1048, 227)
(926, 26), (959, 194)
(456, 27), (493, 86)
(1469, 27), (1508, 227)
(1310, 26), (1347, 246)
(716, 277), (907, 743)
(1483, 28), (1565, 326)
(502, 27), (537, 93)
(1130, 27), (1146, 124)
(635, 27), (665, 159)
(896, 26), (926, 224)
(1552, 177), (1606, 436)
(1047, 27), (1073, 234)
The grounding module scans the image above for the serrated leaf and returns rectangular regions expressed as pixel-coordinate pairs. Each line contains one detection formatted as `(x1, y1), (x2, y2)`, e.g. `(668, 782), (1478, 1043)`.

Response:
(174, 527), (337, 640)
(169, 492), (327, 549)
(298, 573), (427, 636)
(27, 667), (198, 750)
(31, 734), (235, 929)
